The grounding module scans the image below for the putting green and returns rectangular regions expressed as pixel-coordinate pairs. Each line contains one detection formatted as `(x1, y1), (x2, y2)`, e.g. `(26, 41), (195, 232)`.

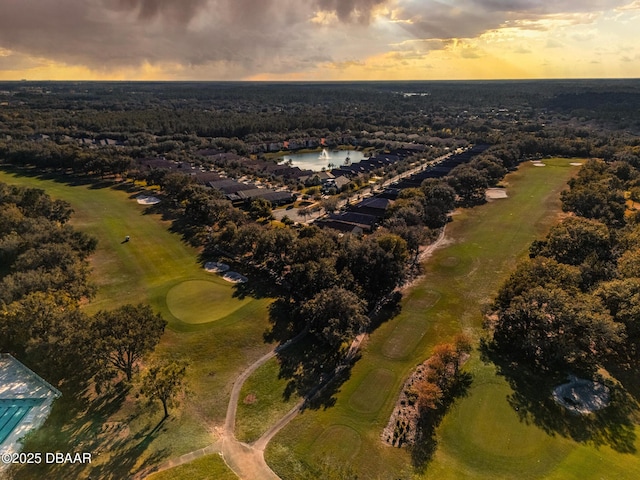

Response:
(166, 280), (252, 324)
(349, 368), (395, 414)
(440, 380), (567, 475)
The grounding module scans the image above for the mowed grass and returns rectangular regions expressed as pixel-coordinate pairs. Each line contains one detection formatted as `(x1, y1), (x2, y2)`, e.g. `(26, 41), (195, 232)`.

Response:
(266, 159), (640, 479)
(0, 168), (274, 479)
(147, 454), (238, 480)
(235, 357), (301, 443)
(166, 280), (252, 324)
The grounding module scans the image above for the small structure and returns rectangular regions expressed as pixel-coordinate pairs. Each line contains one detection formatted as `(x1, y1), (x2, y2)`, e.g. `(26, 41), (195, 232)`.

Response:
(350, 197), (394, 218)
(0, 354), (61, 467)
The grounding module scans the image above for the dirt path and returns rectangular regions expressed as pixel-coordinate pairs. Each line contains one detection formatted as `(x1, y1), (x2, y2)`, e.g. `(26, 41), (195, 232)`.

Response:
(224, 350), (276, 434)
(418, 225), (449, 263)
(143, 348), (282, 479)
(143, 232), (451, 479)
(400, 225), (449, 293)
(144, 330), (310, 479)
(252, 399), (305, 451)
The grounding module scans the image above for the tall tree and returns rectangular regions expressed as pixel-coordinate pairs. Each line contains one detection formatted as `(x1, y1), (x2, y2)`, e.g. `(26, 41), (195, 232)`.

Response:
(421, 178), (456, 228)
(447, 165), (489, 206)
(493, 256), (582, 309)
(491, 287), (622, 373)
(92, 304), (167, 381)
(140, 359), (188, 419)
(529, 216), (614, 287)
(300, 287), (368, 349)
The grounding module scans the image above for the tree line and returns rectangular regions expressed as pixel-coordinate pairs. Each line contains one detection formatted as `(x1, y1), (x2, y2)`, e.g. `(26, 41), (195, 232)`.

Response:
(0, 183), (181, 417)
(485, 157), (640, 381)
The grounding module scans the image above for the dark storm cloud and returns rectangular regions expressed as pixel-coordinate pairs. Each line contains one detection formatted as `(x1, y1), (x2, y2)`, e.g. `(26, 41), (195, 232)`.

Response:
(109, 0), (210, 25)
(313, 0), (387, 22)
(0, 0), (631, 76)
(397, 0), (627, 40)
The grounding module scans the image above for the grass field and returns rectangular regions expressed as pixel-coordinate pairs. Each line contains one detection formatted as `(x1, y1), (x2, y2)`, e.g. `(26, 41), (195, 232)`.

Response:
(166, 280), (253, 324)
(147, 454), (238, 480)
(266, 159), (640, 479)
(234, 357), (302, 443)
(0, 168), (274, 479)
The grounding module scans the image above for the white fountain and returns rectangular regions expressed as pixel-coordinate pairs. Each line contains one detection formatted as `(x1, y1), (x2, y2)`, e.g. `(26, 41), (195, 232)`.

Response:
(318, 148), (331, 161)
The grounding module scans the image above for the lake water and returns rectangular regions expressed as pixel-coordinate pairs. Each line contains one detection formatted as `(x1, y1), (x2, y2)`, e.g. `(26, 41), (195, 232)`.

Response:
(279, 149), (367, 172)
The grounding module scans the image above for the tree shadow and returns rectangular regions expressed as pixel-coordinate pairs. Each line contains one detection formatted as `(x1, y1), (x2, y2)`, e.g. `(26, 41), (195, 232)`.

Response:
(86, 416), (170, 480)
(262, 300), (297, 349)
(231, 275), (284, 300)
(165, 216), (207, 247)
(410, 372), (473, 472)
(275, 334), (355, 410)
(140, 199), (182, 223)
(112, 182), (146, 194)
(87, 179), (118, 190)
(13, 378), (173, 480)
(481, 341), (638, 454)
(368, 290), (403, 331)
(265, 291), (405, 411)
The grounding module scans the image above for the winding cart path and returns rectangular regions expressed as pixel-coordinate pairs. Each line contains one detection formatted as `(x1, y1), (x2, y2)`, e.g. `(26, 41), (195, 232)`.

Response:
(145, 230), (449, 479)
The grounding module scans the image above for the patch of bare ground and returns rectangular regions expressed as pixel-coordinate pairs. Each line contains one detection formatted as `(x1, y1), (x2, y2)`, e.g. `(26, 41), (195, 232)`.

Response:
(553, 375), (610, 415)
(486, 188), (508, 200)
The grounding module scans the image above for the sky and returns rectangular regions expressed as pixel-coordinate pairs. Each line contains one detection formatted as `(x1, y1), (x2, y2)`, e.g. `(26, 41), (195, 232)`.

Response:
(0, 0), (639, 81)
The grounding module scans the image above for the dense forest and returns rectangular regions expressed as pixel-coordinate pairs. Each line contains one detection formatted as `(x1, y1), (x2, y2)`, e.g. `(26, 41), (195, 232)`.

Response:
(2, 80), (640, 477)
(0, 184), (167, 393)
(1, 80), (640, 398)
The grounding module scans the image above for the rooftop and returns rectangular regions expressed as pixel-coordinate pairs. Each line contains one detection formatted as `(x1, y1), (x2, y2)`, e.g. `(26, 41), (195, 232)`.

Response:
(0, 354), (61, 464)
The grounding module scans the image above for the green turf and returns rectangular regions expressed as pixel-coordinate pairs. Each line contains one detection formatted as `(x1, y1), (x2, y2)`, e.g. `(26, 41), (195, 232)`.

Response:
(265, 159), (640, 479)
(0, 168), (274, 479)
(434, 359), (573, 479)
(235, 357), (301, 443)
(147, 454), (238, 480)
(310, 424), (362, 463)
(0, 169), (263, 327)
(381, 290), (440, 360)
(166, 280), (252, 324)
(348, 368), (396, 414)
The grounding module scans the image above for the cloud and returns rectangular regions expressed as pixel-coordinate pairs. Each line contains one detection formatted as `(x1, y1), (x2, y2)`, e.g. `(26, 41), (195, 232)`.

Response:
(0, 52), (47, 72)
(108, 0), (209, 25)
(313, 0), (388, 23)
(616, 0), (640, 10)
(389, 0), (628, 40)
(0, 0), (634, 78)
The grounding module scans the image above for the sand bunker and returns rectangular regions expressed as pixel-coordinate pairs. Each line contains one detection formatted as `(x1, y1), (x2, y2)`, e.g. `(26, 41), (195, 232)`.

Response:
(553, 375), (610, 415)
(570, 162), (583, 166)
(486, 188), (508, 199)
(532, 162), (546, 167)
(204, 261), (230, 273)
(222, 272), (248, 283)
(136, 195), (161, 205)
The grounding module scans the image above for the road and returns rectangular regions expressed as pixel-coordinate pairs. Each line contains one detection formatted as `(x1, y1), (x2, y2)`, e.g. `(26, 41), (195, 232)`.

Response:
(271, 152), (454, 225)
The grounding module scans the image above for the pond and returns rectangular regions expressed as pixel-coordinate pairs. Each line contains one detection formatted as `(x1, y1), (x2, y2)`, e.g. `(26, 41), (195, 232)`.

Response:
(279, 149), (367, 172)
